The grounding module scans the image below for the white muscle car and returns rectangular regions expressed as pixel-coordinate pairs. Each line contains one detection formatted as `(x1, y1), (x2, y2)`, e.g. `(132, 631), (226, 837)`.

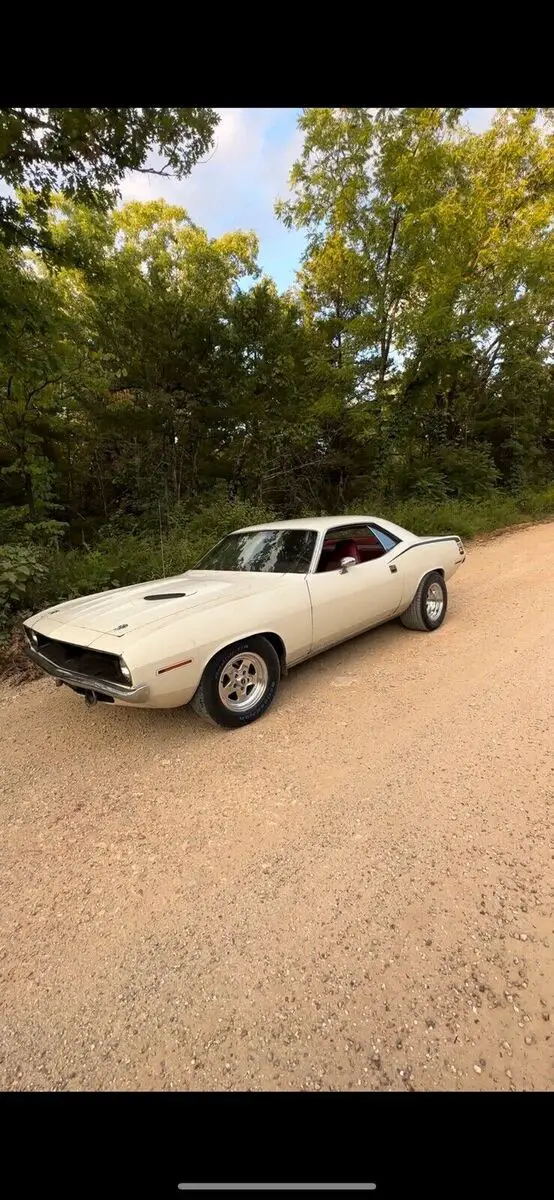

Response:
(23, 515), (465, 728)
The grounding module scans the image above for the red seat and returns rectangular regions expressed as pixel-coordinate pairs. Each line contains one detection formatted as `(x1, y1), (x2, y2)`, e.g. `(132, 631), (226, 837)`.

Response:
(324, 538), (361, 572)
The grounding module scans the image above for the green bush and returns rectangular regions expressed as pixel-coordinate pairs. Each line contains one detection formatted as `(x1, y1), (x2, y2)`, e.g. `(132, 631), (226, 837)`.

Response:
(387, 494), (524, 539)
(518, 484), (554, 518)
(375, 446), (500, 503)
(386, 486), (554, 541)
(46, 540), (162, 603)
(0, 543), (48, 633)
(39, 491), (276, 608)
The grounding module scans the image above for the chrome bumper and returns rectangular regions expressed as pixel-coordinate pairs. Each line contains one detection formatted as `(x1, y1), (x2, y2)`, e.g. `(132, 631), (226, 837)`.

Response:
(24, 644), (150, 704)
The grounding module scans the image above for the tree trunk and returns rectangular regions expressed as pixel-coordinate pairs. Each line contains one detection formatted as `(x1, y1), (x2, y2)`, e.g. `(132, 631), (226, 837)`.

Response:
(24, 469), (36, 522)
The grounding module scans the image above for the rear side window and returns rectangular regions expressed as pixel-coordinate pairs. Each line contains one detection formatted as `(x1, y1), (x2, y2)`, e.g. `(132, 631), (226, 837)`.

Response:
(369, 524), (399, 552)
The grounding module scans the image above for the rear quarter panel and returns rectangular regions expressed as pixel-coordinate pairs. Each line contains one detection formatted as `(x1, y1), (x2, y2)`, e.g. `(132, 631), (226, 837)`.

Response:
(396, 537), (463, 610)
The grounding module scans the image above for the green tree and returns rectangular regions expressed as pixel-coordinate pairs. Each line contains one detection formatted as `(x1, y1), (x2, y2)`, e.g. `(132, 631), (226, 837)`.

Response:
(0, 240), (105, 536)
(2, 108), (552, 592)
(218, 279), (326, 510)
(278, 107), (554, 498)
(33, 198), (262, 520)
(0, 107), (219, 255)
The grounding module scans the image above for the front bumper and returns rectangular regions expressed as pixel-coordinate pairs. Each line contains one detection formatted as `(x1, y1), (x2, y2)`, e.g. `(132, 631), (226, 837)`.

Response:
(24, 644), (150, 704)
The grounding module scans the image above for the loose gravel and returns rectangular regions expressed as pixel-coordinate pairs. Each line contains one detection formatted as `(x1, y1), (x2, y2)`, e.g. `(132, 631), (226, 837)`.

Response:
(1, 522), (553, 1092)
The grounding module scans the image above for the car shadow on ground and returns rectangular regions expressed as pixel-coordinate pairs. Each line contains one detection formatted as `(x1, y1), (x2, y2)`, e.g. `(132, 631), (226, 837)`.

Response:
(274, 618), (402, 702)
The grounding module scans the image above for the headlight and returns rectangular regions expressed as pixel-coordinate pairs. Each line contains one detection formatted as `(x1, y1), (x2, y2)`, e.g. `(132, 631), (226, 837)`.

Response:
(119, 658), (132, 684)
(24, 626), (39, 648)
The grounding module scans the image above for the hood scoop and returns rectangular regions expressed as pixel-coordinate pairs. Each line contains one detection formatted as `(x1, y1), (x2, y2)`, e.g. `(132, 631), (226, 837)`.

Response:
(143, 591), (190, 601)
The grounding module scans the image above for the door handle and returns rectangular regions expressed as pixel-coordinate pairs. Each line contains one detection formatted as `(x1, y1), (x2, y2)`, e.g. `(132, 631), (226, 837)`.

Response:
(389, 564), (398, 573)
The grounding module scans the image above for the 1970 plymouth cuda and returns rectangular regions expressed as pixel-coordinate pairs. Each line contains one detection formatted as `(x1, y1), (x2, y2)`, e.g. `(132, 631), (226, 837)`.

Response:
(23, 515), (465, 728)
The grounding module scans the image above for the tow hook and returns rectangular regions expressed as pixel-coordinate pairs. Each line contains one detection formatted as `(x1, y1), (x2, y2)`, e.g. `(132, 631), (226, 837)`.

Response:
(85, 691), (98, 706)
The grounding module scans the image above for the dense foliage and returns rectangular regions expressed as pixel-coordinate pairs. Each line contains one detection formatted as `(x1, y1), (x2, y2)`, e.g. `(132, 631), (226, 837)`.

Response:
(0, 107), (553, 637)
(0, 107), (219, 253)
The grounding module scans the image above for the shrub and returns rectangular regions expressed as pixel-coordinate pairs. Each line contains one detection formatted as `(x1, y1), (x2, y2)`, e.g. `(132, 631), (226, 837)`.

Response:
(39, 491), (276, 608)
(387, 494), (524, 539)
(0, 543), (48, 635)
(519, 484), (554, 519)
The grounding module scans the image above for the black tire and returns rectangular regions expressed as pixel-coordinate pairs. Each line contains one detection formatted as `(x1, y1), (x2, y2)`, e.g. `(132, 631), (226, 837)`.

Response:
(190, 635), (281, 729)
(400, 570), (448, 632)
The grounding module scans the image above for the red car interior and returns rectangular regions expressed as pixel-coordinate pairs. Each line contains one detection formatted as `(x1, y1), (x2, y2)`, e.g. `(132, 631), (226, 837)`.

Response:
(323, 539), (360, 572)
(318, 530), (387, 572)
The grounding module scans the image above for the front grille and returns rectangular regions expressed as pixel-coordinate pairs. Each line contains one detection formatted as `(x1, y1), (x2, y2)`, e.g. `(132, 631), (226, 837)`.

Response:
(34, 634), (126, 686)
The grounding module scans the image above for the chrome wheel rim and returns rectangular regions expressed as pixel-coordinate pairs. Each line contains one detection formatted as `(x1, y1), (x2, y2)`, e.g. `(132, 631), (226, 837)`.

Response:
(426, 581), (444, 622)
(218, 652), (268, 712)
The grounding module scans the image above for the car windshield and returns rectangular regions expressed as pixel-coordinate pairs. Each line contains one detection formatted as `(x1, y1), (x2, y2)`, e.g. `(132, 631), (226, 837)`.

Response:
(194, 529), (317, 574)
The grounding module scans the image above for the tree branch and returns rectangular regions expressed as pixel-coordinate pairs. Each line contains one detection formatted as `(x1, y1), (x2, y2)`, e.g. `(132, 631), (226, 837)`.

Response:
(378, 205), (401, 384)
(135, 161), (175, 179)
(25, 375), (67, 408)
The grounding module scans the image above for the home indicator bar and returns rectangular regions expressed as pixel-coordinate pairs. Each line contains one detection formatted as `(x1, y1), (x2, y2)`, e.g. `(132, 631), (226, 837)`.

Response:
(177, 1187), (377, 1193)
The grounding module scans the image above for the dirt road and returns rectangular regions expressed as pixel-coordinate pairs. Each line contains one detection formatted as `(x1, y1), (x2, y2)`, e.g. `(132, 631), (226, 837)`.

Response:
(1, 522), (553, 1092)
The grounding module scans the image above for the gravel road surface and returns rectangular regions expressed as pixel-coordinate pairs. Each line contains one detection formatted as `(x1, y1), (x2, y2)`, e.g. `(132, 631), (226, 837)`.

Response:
(1, 522), (553, 1092)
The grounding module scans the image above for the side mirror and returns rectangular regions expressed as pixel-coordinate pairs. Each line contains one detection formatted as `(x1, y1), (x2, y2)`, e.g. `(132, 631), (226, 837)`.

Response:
(340, 556), (357, 573)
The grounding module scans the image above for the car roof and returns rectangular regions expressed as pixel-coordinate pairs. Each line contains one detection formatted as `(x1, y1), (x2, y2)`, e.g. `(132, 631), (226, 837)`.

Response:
(234, 515), (416, 540)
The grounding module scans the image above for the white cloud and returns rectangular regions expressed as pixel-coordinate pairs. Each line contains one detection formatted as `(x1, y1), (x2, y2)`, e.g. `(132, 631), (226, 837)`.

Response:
(119, 108), (302, 243)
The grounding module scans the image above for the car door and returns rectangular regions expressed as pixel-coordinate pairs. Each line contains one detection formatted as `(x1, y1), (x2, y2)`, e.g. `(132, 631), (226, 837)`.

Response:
(306, 524), (404, 651)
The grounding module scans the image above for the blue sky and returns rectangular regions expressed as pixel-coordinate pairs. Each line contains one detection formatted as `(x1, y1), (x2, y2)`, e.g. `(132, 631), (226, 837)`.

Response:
(121, 108), (306, 291)
(121, 108), (497, 293)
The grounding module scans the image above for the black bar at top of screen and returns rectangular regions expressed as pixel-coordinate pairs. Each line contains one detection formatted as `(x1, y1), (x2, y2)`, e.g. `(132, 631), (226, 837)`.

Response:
(177, 1187), (377, 1192)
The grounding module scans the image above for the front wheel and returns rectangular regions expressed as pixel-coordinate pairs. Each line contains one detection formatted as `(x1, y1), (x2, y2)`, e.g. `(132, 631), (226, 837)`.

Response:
(400, 570), (448, 631)
(190, 636), (281, 728)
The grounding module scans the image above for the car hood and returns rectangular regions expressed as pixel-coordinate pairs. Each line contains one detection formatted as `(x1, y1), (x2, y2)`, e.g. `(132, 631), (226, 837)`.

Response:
(31, 571), (291, 639)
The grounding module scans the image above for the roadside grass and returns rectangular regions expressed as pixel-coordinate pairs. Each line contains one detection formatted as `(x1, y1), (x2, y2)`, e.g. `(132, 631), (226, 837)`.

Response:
(389, 485), (554, 539)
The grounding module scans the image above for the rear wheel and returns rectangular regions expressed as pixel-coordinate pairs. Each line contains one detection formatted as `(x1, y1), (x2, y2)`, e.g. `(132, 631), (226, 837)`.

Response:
(400, 571), (447, 632)
(190, 636), (281, 728)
